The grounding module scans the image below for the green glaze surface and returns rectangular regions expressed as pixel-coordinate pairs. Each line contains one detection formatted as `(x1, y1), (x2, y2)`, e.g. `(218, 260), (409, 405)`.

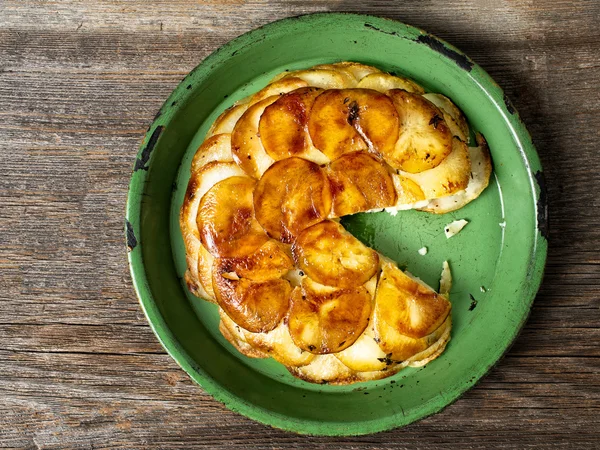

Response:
(126, 13), (547, 435)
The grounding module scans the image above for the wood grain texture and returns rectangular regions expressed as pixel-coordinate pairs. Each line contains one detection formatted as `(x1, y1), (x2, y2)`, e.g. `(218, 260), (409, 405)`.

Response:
(1, 0), (599, 448)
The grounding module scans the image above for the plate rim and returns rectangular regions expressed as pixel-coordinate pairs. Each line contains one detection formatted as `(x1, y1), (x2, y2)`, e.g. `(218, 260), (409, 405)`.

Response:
(125, 12), (548, 436)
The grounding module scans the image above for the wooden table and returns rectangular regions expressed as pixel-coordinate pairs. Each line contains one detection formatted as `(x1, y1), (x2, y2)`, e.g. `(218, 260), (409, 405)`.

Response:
(1, 1), (598, 448)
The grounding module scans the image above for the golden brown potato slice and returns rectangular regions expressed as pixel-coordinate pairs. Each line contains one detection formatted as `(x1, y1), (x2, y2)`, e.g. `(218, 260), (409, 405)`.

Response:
(180, 161), (246, 300)
(357, 72), (425, 94)
(422, 93), (469, 142)
(385, 89), (453, 173)
(333, 272), (385, 372)
(308, 89), (399, 160)
(419, 133), (492, 213)
(288, 277), (371, 354)
(327, 151), (397, 216)
(231, 96), (278, 179)
(250, 77), (309, 104)
(212, 241), (293, 333)
(258, 87), (329, 164)
(215, 278), (290, 333)
(207, 103), (250, 137)
(401, 137), (471, 199)
(374, 261), (451, 361)
(190, 133), (233, 173)
(242, 320), (315, 367)
(389, 174), (427, 209)
(214, 240), (293, 282)
(292, 220), (379, 289)
(197, 176), (269, 258)
(253, 157), (332, 242)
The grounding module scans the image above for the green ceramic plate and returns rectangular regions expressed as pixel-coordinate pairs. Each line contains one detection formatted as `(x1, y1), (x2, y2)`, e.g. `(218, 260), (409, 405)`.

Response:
(126, 13), (547, 436)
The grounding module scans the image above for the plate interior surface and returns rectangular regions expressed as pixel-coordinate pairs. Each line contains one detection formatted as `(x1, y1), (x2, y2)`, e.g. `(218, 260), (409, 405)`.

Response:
(127, 13), (547, 435)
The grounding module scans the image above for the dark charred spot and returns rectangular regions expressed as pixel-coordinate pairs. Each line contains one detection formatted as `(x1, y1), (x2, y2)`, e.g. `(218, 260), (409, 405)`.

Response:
(307, 161), (320, 173)
(134, 125), (164, 171)
(247, 155), (252, 160)
(429, 114), (443, 129)
(308, 345), (316, 351)
(347, 100), (360, 125)
(425, 152), (431, 160)
(377, 353), (402, 366)
(534, 171), (548, 239)
(343, 97), (350, 104)
(338, 340), (346, 348)
(186, 180), (198, 201)
(329, 178), (346, 197)
(503, 93), (516, 114)
(126, 220), (137, 251)
(416, 34), (474, 71)
(469, 294), (478, 311)
(363, 23), (399, 36)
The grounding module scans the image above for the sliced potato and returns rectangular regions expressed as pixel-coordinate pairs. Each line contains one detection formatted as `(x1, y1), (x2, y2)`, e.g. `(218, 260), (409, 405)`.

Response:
(374, 261), (451, 360)
(282, 69), (351, 89)
(406, 316), (452, 367)
(212, 241), (293, 333)
(325, 61), (382, 81)
(357, 72), (425, 94)
(385, 89), (453, 173)
(292, 220), (379, 289)
(180, 161), (246, 299)
(214, 240), (293, 282)
(243, 320), (315, 367)
(196, 242), (216, 300)
(327, 151), (397, 216)
(250, 77), (309, 104)
(231, 96), (278, 178)
(287, 354), (355, 384)
(288, 277), (372, 354)
(259, 87), (329, 164)
(207, 103), (250, 137)
(391, 174), (427, 207)
(218, 309), (269, 359)
(419, 133), (492, 213)
(334, 332), (388, 372)
(402, 137), (471, 199)
(191, 133), (233, 173)
(197, 176), (269, 258)
(253, 157), (332, 242)
(422, 93), (469, 142)
(308, 89), (399, 160)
